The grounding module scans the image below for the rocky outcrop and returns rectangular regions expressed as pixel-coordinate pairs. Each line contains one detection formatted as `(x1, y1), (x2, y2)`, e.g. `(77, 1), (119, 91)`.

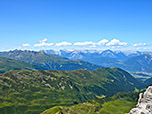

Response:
(129, 86), (152, 114)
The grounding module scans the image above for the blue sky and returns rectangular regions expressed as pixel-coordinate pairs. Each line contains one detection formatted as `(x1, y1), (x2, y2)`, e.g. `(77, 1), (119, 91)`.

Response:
(0, 0), (152, 51)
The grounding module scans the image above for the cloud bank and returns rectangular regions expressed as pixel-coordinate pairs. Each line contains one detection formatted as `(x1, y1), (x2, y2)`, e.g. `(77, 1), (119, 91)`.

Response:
(21, 38), (151, 51)
(22, 38), (128, 48)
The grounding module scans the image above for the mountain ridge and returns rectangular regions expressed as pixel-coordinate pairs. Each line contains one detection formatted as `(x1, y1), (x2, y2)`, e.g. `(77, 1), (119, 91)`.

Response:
(0, 57), (44, 73)
(0, 67), (141, 114)
(42, 49), (144, 60)
(42, 49), (152, 74)
(0, 50), (101, 71)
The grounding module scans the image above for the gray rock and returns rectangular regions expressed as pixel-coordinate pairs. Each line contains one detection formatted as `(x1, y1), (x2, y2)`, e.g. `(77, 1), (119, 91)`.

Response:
(129, 86), (152, 114)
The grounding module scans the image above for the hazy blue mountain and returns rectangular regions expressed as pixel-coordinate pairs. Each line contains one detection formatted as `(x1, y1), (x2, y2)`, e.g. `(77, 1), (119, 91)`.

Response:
(87, 53), (152, 73)
(122, 53), (152, 73)
(42, 49), (143, 60)
(92, 53), (152, 74)
(43, 49), (152, 74)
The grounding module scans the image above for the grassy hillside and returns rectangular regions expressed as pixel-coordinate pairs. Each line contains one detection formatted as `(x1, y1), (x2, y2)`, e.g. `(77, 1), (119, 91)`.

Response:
(0, 68), (141, 114)
(0, 50), (101, 71)
(41, 91), (140, 114)
(0, 57), (44, 73)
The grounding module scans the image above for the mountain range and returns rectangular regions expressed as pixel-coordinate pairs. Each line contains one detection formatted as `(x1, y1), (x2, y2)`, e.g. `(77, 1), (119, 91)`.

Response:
(1, 49), (152, 114)
(42, 49), (144, 60)
(1, 49), (152, 74)
(0, 50), (101, 71)
(42, 49), (152, 74)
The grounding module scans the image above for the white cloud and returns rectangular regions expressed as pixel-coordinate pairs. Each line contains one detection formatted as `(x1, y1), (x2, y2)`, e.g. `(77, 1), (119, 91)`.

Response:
(22, 43), (30, 47)
(106, 39), (127, 46)
(34, 38), (54, 47)
(133, 43), (146, 47)
(73, 39), (108, 47)
(74, 41), (95, 47)
(34, 43), (54, 47)
(39, 38), (48, 43)
(97, 39), (109, 46)
(55, 41), (72, 46)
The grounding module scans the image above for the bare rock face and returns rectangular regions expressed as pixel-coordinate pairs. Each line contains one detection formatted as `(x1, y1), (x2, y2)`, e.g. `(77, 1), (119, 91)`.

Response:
(129, 86), (152, 114)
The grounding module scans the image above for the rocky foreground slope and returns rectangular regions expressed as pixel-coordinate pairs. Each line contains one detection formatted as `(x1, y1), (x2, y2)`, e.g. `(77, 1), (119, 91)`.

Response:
(129, 86), (152, 114)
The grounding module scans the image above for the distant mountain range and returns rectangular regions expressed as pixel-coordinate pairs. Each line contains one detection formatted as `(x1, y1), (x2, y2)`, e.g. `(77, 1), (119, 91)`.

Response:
(42, 49), (144, 60)
(0, 50), (101, 71)
(1, 49), (152, 74)
(0, 68), (141, 114)
(42, 49), (152, 74)
(123, 53), (152, 73)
